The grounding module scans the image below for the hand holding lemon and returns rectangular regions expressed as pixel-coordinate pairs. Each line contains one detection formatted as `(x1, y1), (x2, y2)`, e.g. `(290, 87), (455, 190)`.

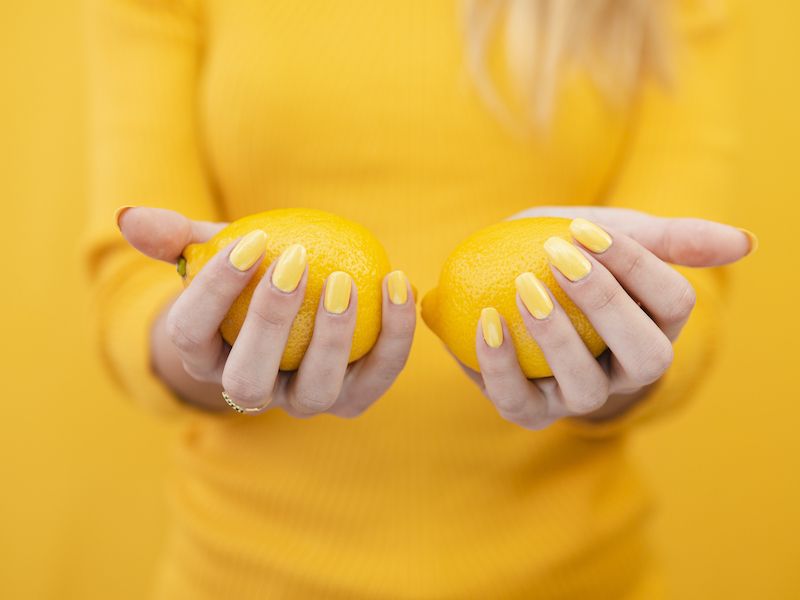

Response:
(424, 206), (756, 429)
(117, 207), (416, 417)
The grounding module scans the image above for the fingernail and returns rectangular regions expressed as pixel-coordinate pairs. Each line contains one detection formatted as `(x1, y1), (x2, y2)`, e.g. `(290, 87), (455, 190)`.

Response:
(387, 270), (409, 305)
(515, 272), (554, 319)
(271, 244), (307, 292)
(480, 307), (503, 348)
(569, 218), (612, 253)
(544, 237), (592, 281)
(229, 230), (268, 271)
(113, 205), (135, 229)
(738, 228), (759, 256)
(324, 271), (352, 314)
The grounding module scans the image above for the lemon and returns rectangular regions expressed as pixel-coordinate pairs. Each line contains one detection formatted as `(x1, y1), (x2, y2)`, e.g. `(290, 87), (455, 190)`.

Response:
(181, 208), (391, 370)
(422, 217), (606, 378)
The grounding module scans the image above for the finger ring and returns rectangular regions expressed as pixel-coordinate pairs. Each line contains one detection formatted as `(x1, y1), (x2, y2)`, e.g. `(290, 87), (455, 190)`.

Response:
(222, 391), (270, 414)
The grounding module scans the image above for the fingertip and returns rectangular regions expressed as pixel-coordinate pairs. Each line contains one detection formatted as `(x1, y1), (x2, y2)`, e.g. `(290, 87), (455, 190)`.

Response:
(738, 228), (759, 257)
(114, 205), (136, 230)
(381, 273), (416, 336)
(385, 270), (410, 306)
(322, 271), (354, 315)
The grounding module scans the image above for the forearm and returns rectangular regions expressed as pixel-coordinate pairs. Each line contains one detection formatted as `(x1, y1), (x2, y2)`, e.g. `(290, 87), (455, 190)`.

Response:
(151, 301), (227, 413)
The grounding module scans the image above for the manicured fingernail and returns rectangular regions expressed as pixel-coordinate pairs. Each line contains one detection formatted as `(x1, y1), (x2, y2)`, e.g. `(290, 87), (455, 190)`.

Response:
(738, 228), (759, 256)
(515, 272), (553, 319)
(387, 270), (408, 305)
(229, 230), (268, 271)
(272, 243), (307, 292)
(324, 271), (352, 314)
(569, 218), (612, 253)
(113, 205), (135, 229)
(544, 237), (592, 281)
(480, 307), (503, 348)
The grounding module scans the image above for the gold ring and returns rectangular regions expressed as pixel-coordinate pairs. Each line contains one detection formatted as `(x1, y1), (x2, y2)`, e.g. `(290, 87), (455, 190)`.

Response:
(222, 391), (269, 414)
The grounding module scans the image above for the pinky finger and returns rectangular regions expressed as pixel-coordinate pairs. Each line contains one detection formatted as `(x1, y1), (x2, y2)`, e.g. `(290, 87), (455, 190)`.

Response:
(329, 271), (416, 418)
(475, 308), (554, 429)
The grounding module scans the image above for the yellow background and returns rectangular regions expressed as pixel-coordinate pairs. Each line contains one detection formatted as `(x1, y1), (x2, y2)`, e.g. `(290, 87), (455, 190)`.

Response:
(1, 1), (797, 598)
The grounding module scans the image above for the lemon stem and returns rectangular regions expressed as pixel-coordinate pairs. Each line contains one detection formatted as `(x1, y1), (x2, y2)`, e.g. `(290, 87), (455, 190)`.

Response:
(177, 256), (187, 277)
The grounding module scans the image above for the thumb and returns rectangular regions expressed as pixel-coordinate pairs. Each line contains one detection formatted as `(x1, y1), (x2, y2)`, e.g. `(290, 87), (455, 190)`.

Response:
(626, 217), (756, 267)
(116, 207), (227, 263)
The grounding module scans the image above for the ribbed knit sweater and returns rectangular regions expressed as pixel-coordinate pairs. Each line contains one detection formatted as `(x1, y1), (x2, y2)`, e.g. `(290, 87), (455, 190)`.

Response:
(84, 0), (735, 597)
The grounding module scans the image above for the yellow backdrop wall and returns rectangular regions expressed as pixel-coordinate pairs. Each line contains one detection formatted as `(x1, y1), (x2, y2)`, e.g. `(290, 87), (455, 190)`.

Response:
(0, 1), (796, 598)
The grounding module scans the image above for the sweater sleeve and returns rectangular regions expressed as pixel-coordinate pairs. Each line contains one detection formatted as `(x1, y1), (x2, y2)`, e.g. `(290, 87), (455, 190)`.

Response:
(563, 0), (740, 437)
(82, 0), (219, 418)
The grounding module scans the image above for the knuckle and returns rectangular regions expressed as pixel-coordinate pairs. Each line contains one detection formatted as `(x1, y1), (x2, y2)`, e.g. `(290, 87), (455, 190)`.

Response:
(383, 353), (410, 376)
(330, 401), (370, 419)
(494, 402), (546, 430)
(569, 379), (609, 414)
(250, 302), (291, 332)
(202, 276), (232, 306)
(491, 392), (528, 420)
(584, 282), (620, 312)
(312, 327), (351, 355)
(222, 371), (269, 406)
(682, 221), (715, 263)
(536, 323), (573, 353)
(632, 340), (674, 384)
(371, 350), (410, 383)
(182, 361), (216, 383)
(664, 282), (696, 322)
(166, 312), (203, 354)
(194, 260), (241, 302)
(292, 388), (338, 414)
(621, 251), (645, 279)
(666, 219), (716, 264)
(663, 220), (685, 261)
(384, 314), (416, 340)
(479, 360), (509, 380)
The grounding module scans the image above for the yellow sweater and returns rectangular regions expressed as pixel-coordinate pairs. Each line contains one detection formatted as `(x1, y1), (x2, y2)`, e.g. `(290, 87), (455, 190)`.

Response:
(84, 1), (736, 597)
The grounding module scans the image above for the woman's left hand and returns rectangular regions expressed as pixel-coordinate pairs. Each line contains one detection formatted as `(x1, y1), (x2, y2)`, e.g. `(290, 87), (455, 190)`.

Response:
(463, 206), (755, 430)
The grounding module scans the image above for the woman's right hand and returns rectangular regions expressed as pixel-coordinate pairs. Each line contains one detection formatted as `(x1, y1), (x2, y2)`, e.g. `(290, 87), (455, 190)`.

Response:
(118, 207), (416, 417)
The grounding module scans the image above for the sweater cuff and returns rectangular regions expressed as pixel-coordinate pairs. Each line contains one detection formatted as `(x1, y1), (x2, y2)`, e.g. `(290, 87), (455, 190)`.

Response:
(91, 250), (199, 420)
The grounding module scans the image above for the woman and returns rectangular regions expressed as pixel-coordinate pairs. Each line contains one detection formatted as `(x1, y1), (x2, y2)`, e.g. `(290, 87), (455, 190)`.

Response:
(85, 0), (753, 597)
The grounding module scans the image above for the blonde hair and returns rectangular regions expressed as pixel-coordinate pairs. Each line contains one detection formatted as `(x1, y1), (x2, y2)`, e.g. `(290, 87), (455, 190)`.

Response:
(463, 0), (673, 129)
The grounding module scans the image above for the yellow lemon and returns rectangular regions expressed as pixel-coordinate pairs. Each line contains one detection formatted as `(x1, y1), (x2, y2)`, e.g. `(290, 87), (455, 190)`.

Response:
(181, 208), (391, 370)
(422, 217), (606, 378)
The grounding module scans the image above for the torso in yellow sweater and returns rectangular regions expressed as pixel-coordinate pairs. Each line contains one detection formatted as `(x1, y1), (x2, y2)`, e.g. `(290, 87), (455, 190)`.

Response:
(86, 0), (735, 597)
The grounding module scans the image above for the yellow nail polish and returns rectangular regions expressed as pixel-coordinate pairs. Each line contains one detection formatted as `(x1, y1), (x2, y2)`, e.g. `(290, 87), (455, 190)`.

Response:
(544, 237), (592, 281)
(229, 230), (268, 271)
(272, 244), (307, 292)
(113, 205), (135, 229)
(387, 270), (408, 305)
(515, 272), (554, 319)
(324, 271), (352, 314)
(738, 228), (759, 256)
(480, 307), (503, 348)
(569, 218), (612, 253)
